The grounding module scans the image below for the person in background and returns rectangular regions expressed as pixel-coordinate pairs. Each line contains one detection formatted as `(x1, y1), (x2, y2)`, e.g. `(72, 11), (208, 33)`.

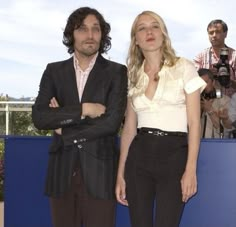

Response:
(115, 10), (206, 227)
(32, 7), (127, 227)
(229, 93), (236, 127)
(193, 19), (236, 97)
(218, 93), (236, 137)
(198, 68), (230, 138)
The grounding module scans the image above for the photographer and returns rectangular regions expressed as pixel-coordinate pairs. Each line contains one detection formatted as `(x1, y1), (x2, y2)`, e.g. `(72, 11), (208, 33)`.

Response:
(219, 93), (236, 137)
(194, 19), (236, 97)
(229, 93), (236, 127)
(199, 68), (230, 138)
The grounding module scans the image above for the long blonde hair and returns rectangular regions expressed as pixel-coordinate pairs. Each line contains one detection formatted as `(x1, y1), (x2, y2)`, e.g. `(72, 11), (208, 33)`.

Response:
(127, 11), (178, 89)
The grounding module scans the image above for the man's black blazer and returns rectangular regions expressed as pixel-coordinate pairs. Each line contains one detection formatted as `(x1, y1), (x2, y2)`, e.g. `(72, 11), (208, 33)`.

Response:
(32, 55), (127, 199)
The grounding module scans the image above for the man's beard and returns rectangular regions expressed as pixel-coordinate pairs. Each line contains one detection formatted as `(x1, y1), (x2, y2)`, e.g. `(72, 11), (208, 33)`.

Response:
(76, 40), (100, 57)
(81, 47), (99, 57)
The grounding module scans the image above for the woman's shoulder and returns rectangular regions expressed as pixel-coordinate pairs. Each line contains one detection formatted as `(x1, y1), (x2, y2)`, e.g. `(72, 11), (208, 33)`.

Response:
(176, 57), (195, 67)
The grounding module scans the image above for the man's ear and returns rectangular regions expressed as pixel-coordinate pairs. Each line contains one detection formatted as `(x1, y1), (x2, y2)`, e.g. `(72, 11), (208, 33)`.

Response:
(224, 31), (228, 39)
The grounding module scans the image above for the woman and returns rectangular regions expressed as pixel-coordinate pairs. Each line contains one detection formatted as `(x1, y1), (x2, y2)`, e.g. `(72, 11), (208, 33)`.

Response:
(115, 11), (206, 227)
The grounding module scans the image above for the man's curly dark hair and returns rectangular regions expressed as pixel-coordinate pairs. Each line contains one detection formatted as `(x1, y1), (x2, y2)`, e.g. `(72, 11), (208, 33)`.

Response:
(63, 7), (111, 54)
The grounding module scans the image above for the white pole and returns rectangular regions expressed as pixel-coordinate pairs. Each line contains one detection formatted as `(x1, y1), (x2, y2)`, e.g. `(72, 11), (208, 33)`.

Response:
(5, 103), (9, 135)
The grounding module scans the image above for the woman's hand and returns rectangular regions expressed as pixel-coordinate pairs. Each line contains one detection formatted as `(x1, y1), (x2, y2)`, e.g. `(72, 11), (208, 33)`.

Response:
(181, 169), (197, 203)
(115, 176), (128, 206)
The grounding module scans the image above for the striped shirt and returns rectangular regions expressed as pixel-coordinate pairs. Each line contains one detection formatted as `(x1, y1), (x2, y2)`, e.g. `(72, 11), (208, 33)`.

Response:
(193, 46), (236, 97)
(73, 53), (98, 101)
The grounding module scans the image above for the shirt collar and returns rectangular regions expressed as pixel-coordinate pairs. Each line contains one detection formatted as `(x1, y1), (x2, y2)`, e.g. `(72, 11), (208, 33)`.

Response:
(73, 52), (99, 71)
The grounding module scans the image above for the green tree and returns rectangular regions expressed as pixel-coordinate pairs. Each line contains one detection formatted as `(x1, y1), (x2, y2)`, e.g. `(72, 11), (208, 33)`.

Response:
(10, 111), (52, 136)
(0, 97), (52, 201)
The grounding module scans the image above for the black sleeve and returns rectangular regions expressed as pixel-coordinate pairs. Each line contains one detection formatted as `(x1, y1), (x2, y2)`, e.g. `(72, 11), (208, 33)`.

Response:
(62, 65), (128, 146)
(32, 64), (82, 130)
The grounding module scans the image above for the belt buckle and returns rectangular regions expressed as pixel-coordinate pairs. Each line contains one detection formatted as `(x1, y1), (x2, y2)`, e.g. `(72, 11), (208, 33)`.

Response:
(153, 130), (165, 136)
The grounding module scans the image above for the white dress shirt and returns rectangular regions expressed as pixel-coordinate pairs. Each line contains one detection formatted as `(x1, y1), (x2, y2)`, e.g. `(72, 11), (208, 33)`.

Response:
(73, 53), (98, 101)
(129, 57), (206, 132)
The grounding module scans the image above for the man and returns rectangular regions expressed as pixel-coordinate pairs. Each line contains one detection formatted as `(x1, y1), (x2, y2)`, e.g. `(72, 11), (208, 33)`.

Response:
(218, 93), (236, 137)
(32, 7), (127, 227)
(199, 68), (230, 138)
(228, 93), (236, 137)
(229, 93), (236, 127)
(194, 19), (236, 97)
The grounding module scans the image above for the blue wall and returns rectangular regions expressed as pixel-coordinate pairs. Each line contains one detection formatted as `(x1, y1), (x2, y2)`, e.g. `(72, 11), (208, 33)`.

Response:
(4, 137), (236, 227)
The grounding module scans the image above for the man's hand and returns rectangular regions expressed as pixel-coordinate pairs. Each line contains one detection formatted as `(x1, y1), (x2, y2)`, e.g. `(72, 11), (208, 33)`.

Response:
(49, 97), (62, 135)
(82, 103), (106, 118)
(219, 108), (232, 129)
(209, 66), (218, 77)
(201, 98), (214, 113)
(230, 80), (236, 89)
(218, 108), (228, 120)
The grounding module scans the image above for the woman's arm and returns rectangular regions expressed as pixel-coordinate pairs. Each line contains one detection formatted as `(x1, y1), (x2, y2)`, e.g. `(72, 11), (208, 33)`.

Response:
(181, 89), (201, 203)
(115, 98), (137, 206)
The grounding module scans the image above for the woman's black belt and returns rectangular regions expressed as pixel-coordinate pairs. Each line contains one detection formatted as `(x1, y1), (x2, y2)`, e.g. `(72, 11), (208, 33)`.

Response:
(137, 127), (187, 137)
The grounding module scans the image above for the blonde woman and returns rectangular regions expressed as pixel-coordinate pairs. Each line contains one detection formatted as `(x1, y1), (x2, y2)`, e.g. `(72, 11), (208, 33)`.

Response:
(115, 11), (206, 227)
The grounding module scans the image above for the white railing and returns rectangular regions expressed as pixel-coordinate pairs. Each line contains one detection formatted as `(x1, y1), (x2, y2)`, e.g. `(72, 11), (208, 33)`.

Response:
(0, 101), (34, 135)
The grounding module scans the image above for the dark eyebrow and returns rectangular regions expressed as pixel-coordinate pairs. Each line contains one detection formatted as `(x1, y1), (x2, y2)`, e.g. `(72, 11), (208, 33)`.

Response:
(80, 22), (100, 27)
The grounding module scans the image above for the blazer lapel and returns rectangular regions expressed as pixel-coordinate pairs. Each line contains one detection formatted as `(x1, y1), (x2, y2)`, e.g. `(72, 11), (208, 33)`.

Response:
(64, 57), (80, 104)
(81, 55), (107, 101)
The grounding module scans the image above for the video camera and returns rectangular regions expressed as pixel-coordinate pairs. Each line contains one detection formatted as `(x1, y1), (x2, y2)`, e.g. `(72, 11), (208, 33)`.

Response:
(201, 88), (222, 100)
(213, 47), (231, 88)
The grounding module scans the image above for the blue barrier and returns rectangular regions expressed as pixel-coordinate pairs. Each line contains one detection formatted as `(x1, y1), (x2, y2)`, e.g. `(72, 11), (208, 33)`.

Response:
(4, 136), (236, 227)
(180, 139), (236, 227)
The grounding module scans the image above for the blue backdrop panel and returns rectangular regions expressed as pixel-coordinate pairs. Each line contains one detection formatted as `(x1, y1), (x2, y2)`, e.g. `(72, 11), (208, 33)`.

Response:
(180, 139), (236, 227)
(4, 136), (52, 227)
(4, 137), (236, 227)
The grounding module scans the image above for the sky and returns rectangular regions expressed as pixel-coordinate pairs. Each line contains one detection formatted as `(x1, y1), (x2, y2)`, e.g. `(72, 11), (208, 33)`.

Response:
(0, 0), (236, 98)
